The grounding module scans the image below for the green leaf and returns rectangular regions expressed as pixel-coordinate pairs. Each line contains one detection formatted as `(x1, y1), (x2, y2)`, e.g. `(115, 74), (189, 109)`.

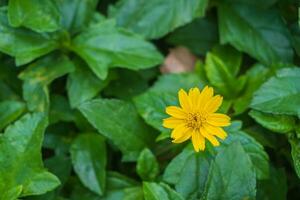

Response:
(204, 45), (246, 98)
(257, 166), (287, 200)
(251, 68), (300, 117)
(8, 0), (61, 32)
(223, 126), (269, 180)
(134, 73), (203, 132)
(137, 148), (159, 181)
(54, 0), (99, 33)
(19, 54), (75, 112)
(290, 138), (300, 178)
(233, 64), (269, 115)
(202, 142), (256, 200)
(0, 113), (60, 198)
(71, 19), (163, 79)
(70, 133), (107, 195)
(167, 16), (218, 55)
(67, 58), (110, 108)
(163, 146), (212, 200)
(103, 69), (148, 100)
(78, 98), (154, 161)
(222, 0), (278, 8)
(249, 110), (296, 134)
(0, 8), (58, 65)
(218, 3), (293, 65)
(109, 0), (208, 39)
(49, 95), (75, 124)
(143, 182), (184, 200)
(0, 100), (25, 130)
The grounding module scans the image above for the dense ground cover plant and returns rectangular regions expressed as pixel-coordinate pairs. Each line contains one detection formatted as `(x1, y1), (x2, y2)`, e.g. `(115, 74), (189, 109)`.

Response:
(0, 0), (299, 199)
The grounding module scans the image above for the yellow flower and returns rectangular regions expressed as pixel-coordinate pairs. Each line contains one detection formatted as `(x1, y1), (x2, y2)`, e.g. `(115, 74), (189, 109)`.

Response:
(163, 86), (231, 152)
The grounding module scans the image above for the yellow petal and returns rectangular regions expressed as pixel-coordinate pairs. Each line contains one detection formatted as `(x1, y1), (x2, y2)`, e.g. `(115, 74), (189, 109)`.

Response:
(188, 87), (200, 107)
(163, 117), (185, 129)
(197, 86), (214, 110)
(166, 106), (187, 119)
(192, 130), (205, 152)
(200, 127), (220, 146)
(203, 123), (227, 140)
(204, 95), (223, 113)
(172, 128), (192, 143)
(178, 89), (191, 111)
(171, 123), (188, 139)
(207, 113), (231, 127)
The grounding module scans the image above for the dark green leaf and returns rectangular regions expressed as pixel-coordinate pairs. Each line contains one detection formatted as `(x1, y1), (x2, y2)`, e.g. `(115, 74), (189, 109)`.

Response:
(71, 19), (163, 79)
(251, 68), (300, 117)
(109, 0), (208, 39)
(249, 110), (296, 134)
(257, 166), (287, 200)
(167, 16), (218, 55)
(8, 0), (61, 32)
(218, 3), (293, 65)
(202, 142), (256, 200)
(163, 145), (212, 200)
(290, 138), (300, 178)
(54, 0), (99, 33)
(70, 133), (107, 195)
(78, 98), (154, 161)
(0, 113), (60, 198)
(67, 58), (109, 108)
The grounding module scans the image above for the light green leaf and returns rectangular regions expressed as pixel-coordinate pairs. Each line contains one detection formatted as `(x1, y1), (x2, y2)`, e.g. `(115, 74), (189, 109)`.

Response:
(203, 142), (256, 200)
(70, 133), (107, 195)
(249, 110), (296, 134)
(134, 73), (203, 132)
(67, 58), (110, 108)
(19, 54), (75, 112)
(204, 45), (246, 98)
(78, 98), (154, 161)
(8, 0), (61, 32)
(143, 182), (184, 200)
(0, 100), (25, 130)
(0, 8), (58, 65)
(109, 0), (208, 39)
(0, 113), (60, 198)
(251, 68), (300, 117)
(218, 3), (293, 65)
(137, 148), (159, 181)
(71, 19), (163, 79)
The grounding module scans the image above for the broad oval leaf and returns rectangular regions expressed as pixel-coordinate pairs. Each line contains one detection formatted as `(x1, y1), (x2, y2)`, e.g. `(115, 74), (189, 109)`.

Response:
(109, 0), (208, 39)
(78, 98), (155, 161)
(8, 0), (61, 33)
(0, 113), (60, 198)
(71, 19), (163, 80)
(137, 148), (159, 181)
(251, 68), (300, 117)
(70, 133), (107, 195)
(218, 3), (293, 65)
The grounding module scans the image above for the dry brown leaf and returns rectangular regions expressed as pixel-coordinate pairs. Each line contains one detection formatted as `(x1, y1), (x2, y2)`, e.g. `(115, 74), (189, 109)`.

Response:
(160, 46), (197, 73)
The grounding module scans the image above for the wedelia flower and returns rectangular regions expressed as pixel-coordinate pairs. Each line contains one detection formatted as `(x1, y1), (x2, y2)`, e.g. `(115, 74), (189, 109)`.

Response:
(163, 86), (231, 152)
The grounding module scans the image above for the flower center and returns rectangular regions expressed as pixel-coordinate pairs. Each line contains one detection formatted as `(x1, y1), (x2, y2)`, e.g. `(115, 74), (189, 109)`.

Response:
(186, 112), (207, 130)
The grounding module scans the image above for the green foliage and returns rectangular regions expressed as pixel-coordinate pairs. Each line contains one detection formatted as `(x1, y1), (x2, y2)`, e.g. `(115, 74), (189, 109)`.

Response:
(0, 0), (299, 199)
